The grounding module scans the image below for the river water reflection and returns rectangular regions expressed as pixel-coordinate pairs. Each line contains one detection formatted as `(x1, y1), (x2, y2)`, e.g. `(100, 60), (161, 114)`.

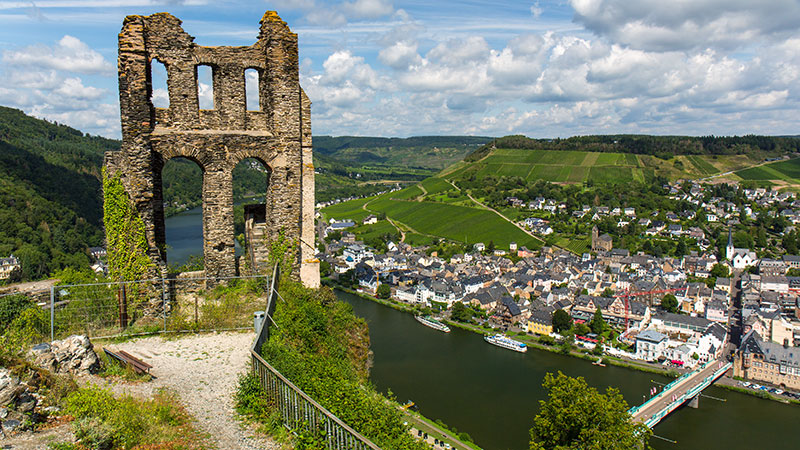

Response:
(337, 290), (800, 450)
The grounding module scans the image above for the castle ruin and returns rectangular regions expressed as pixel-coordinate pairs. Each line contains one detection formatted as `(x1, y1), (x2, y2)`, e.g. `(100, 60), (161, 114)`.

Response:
(105, 11), (319, 287)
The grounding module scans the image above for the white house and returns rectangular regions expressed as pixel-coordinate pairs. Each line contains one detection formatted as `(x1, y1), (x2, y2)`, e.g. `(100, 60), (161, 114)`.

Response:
(0, 255), (20, 280)
(726, 229), (757, 269)
(635, 329), (668, 362)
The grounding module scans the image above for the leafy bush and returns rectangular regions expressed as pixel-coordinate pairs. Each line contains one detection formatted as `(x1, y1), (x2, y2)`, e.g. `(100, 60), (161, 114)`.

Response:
(258, 280), (427, 449)
(73, 418), (115, 450)
(4, 306), (48, 350)
(63, 387), (208, 450)
(0, 294), (33, 332)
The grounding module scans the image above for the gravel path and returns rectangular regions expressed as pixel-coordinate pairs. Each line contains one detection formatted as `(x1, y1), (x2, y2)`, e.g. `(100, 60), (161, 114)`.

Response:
(97, 331), (281, 450)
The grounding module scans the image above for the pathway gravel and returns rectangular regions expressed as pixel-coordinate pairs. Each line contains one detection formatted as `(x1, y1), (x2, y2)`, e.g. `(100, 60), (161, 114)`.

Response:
(97, 331), (281, 450)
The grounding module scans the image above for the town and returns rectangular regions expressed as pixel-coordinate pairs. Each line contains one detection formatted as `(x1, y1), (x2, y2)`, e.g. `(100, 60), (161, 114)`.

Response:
(319, 179), (800, 397)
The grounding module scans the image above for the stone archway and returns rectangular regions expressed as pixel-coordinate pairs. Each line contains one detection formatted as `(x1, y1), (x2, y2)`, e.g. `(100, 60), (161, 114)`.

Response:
(105, 11), (319, 287)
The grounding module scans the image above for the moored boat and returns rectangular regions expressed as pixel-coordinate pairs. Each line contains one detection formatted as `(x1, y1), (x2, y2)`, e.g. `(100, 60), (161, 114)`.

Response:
(415, 315), (451, 333)
(484, 333), (527, 352)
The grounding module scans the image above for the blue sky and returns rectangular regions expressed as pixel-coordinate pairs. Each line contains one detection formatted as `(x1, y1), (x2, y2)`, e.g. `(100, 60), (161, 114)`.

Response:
(0, 0), (799, 138)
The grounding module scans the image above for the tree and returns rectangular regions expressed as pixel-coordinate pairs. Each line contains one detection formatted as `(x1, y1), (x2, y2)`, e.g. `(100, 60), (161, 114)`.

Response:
(529, 372), (652, 450)
(710, 263), (730, 279)
(319, 260), (331, 278)
(590, 307), (606, 334)
(674, 238), (687, 257)
(756, 226), (767, 248)
(661, 294), (679, 313)
(376, 283), (391, 299)
(601, 287), (615, 297)
(451, 301), (473, 322)
(551, 309), (572, 334)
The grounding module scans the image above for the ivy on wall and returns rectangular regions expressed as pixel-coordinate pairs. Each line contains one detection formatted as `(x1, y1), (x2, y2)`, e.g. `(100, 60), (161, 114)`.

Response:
(268, 229), (298, 277)
(102, 169), (154, 282)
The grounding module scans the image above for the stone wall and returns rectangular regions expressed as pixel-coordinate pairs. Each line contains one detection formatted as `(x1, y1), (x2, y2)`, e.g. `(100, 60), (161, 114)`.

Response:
(106, 11), (319, 287)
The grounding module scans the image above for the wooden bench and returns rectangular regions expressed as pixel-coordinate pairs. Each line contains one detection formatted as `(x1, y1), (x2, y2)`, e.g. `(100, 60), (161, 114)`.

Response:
(103, 348), (153, 375)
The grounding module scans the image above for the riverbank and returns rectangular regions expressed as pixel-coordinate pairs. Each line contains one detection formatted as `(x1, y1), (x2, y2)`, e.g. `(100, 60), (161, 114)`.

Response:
(329, 281), (679, 379)
(715, 376), (800, 406)
(335, 287), (800, 450)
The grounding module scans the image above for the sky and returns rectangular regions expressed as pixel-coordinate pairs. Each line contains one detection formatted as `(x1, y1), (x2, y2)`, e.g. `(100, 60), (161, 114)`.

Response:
(0, 0), (799, 139)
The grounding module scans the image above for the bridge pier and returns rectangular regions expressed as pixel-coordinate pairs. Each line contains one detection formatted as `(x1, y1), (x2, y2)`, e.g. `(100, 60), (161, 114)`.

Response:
(687, 394), (699, 409)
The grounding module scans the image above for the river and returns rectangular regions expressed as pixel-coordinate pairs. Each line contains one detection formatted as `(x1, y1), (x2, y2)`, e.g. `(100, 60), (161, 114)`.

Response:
(164, 204), (247, 265)
(164, 208), (800, 449)
(337, 291), (800, 450)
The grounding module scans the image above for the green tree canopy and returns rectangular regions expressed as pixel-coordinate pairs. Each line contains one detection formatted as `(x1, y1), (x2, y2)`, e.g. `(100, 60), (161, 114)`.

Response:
(451, 301), (473, 322)
(661, 294), (679, 313)
(529, 372), (651, 450)
(590, 307), (606, 334)
(710, 263), (730, 279)
(552, 309), (572, 334)
(376, 283), (391, 299)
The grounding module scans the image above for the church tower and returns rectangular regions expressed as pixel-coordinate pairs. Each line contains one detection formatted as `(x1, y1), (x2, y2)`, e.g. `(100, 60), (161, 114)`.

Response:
(726, 228), (734, 261)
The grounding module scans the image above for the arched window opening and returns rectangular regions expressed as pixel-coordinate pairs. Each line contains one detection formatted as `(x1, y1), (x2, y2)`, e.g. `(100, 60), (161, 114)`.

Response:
(233, 158), (270, 270)
(162, 157), (204, 271)
(245, 68), (260, 111)
(150, 59), (169, 108)
(196, 64), (214, 110)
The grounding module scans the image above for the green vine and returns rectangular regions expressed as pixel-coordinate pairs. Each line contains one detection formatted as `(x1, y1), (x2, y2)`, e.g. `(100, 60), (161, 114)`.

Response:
(102, 168), (154, 282)
(268, 230), (298, 277)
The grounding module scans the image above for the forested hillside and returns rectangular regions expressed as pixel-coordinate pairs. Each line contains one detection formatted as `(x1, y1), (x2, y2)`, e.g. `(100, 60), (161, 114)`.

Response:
(0, 106), (115, 279)
(466, 134), (800, 162)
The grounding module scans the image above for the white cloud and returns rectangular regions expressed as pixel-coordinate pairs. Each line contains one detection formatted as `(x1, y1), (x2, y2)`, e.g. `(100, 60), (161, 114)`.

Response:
(2, 35), (114, 75)
(569, 0), (800, 51)
(272, 0), (393, 26)
(53, 77), (106, 99)
(530, 2), (542, 19)
(378, 40), (421, 69)
(0, 35), (118, 136)
(342, 0), (393, 20)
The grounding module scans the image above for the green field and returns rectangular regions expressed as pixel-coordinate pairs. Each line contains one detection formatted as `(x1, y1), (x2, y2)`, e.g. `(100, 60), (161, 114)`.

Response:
(366, 197), (542, 250)
(736, 166), (783, 180)
(465, 148), (645, 184)
(420, 177), (454, 195)
(389, 184), (424, 200)
(735, 158), (800, 183)
(350, 219), (398, 241)
(320, 197), (372, 222)
(769, 158), (800, 179)
(686, 155), (719, 175)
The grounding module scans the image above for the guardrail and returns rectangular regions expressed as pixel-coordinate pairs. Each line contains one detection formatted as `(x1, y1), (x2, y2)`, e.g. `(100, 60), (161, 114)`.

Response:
(632, 360), (732, 428)
(249, 265), (381, 450)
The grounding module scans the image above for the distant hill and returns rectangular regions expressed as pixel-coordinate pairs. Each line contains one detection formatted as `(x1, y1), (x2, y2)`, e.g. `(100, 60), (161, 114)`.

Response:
(314, 135), (492, 169)
(0, 107), (491, 278)
(465, 134), (800, 162)
(312, 135), (493, 203)
(0, 106), (116, 279)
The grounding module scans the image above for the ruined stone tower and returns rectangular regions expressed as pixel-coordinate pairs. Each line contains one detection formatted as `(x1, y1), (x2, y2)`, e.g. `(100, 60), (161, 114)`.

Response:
(105, 11), (319, 287)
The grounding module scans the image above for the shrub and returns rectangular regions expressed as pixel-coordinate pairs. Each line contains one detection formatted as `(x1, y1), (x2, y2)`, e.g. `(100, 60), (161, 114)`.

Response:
(0, 294), (33, 332)
(258, 280), (427, 449)
(4, 306), (49, 350)
(63, 387), (207, 450)
(73, 417), (115, 450)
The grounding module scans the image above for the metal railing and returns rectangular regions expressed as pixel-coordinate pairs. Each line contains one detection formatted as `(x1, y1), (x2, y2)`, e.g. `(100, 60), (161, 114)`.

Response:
(250, 265), (381, 450)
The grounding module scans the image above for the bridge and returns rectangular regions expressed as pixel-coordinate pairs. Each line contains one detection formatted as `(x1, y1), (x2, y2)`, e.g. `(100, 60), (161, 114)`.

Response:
(629, 359), (732, 428)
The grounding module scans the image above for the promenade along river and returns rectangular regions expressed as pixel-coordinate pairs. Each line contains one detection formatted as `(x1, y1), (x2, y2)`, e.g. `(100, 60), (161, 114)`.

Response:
(337, 291), (800, 450)
(163, 209), (800, 449)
